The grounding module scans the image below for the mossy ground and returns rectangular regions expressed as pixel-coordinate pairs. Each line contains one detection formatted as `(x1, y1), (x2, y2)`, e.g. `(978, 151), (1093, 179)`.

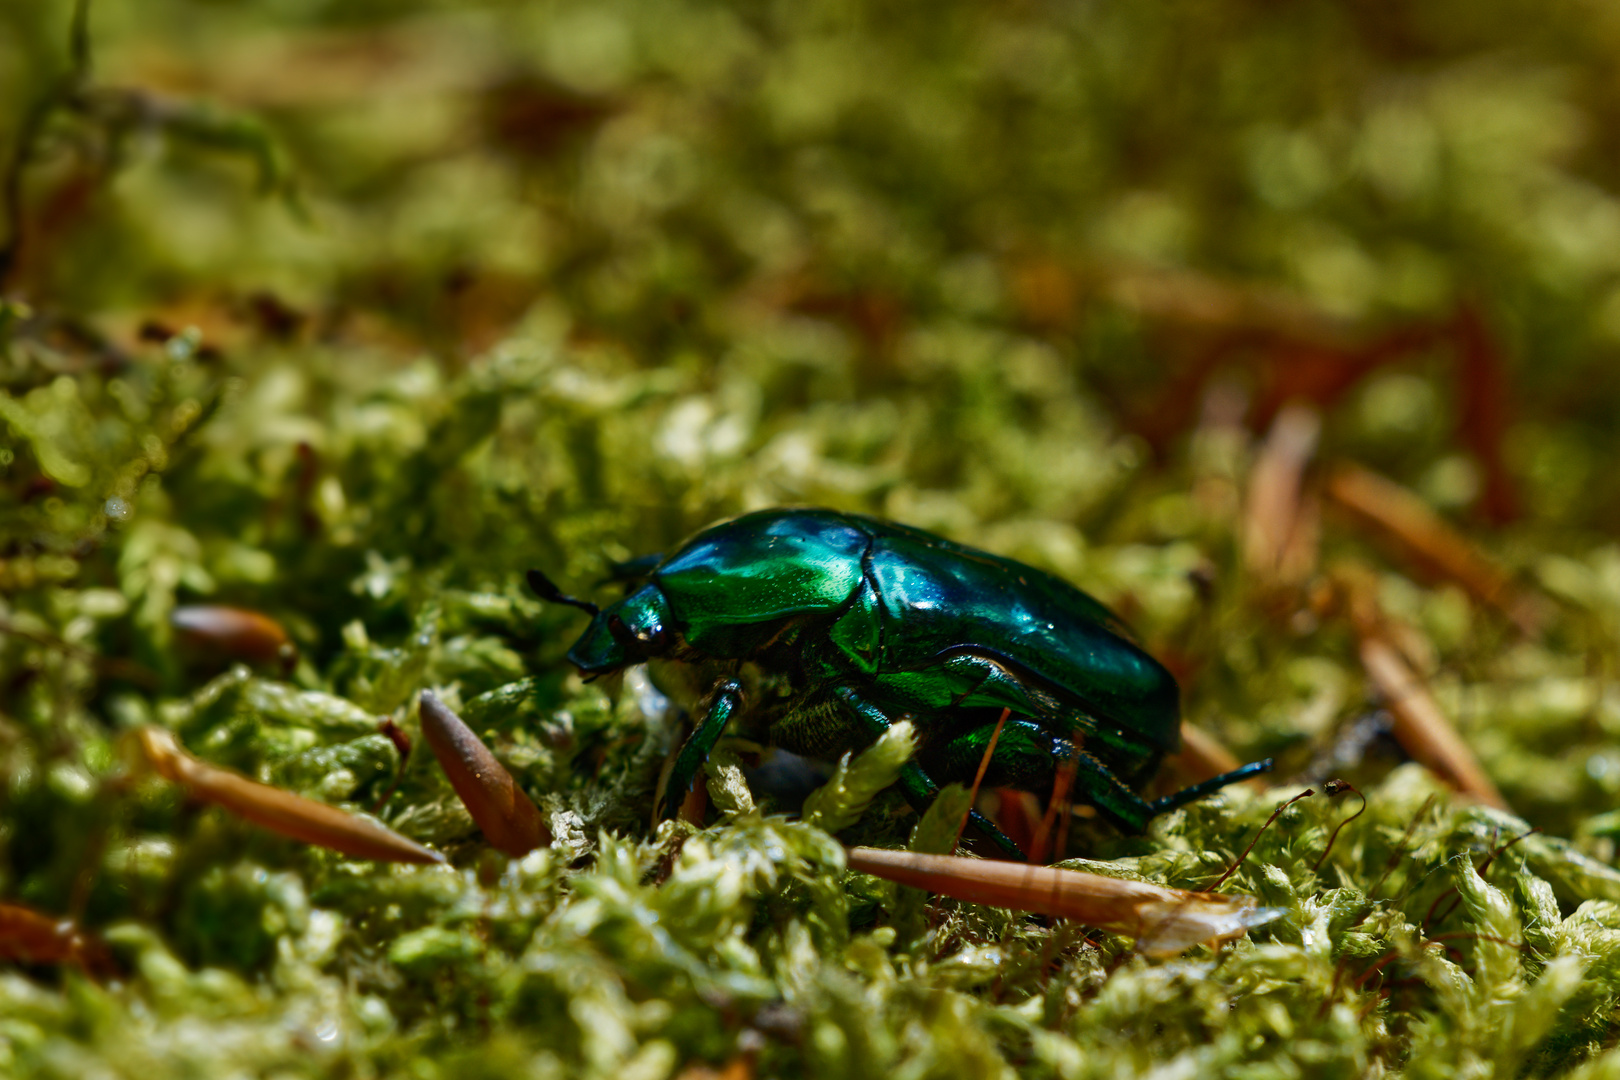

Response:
(5, 1), (1620, 1076)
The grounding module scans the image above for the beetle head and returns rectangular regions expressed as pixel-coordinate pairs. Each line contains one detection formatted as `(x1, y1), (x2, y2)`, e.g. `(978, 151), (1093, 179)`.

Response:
(566, 584), (675, 673)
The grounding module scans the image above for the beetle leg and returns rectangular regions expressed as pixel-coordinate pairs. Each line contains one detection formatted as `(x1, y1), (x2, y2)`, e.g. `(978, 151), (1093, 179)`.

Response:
(921, 713), (1166, 835)
(657, 679), (744, 822)
(1147, 759), (1275, 817)
(829, 685), (1026, 860)
(1063, 752), (1165, 834)
(925, 717), (1070, 789)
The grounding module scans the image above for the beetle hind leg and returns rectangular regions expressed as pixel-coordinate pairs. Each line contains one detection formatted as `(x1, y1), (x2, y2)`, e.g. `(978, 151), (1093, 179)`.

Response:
(1147, 759), (1275, 817)
(927, 718), (1166, 836)
(828, 686), (1026, 860)
(924, 716), (1070, 790)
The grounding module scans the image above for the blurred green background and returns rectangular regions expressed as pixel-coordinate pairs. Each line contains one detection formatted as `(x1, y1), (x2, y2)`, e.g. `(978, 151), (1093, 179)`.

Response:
(9, 0), (1620, 526)
(6, 1), (1620, 1077)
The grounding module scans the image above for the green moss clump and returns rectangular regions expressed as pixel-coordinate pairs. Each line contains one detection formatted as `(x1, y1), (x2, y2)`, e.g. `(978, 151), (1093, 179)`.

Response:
(5, 0), (1620, 1075)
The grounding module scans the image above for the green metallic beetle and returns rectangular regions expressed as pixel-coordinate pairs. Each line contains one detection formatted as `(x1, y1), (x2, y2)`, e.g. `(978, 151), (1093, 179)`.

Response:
(529, 508), (1269, 858)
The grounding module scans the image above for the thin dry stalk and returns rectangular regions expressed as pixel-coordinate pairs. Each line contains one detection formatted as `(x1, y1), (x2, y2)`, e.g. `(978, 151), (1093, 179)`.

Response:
(135, 727), (444, 864)
(419, 691), (549, 856)
(1313, 779), (1366, 873)
(1028, 757), (1077, 865)
(1210, 787), (1315, 890)
(847, 846), (1280, 958)
(954, 707), (1010, 852)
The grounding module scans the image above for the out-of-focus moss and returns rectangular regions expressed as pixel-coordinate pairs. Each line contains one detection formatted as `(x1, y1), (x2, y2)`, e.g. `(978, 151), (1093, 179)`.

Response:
(800, 720), (913, 836)
(4, 0), (1620, 1075)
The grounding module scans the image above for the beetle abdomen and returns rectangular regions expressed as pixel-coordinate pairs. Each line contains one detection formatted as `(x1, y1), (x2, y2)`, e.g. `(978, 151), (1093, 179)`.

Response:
(861, 529), (1181, 754)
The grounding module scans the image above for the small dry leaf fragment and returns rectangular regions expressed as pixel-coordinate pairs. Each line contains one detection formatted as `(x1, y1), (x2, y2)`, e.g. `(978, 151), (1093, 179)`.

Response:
(171, 605), (297, 667)
(1358, 636), (1509, 811)
(0, 902), (114, 975)
(418, 690), (549, 856)
(135, 727), (444, 864)
(1326, 462), (1539, 633)
(846, 846), (1281, 957)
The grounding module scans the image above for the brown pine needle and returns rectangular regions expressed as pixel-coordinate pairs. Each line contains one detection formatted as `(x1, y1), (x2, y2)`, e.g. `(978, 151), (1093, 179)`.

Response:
(0, 902), (114, 975)
(1244, 403), (1322, 585)
(136, 727), (444, 864)
(846, 846), (1281, 957)
(1327, 462), (1539, 634)
(1358, 636), (1508, 810)
(419, 690), (550, 856)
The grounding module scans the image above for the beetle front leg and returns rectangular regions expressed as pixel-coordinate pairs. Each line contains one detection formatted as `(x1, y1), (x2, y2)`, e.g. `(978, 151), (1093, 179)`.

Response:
(657, 679), (744, 822)
(829, 686), (1026, 860)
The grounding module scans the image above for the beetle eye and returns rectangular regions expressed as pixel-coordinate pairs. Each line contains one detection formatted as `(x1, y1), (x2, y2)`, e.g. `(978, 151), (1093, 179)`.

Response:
(607, 611), (669, 655)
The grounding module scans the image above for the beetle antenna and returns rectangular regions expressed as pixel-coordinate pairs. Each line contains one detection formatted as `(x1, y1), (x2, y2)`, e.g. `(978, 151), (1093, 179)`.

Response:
(526, 569), (600, 616)
(601, 552), (663, 585)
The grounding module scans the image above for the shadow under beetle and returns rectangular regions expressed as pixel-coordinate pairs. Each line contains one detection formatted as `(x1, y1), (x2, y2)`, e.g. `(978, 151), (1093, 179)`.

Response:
(529, 508), (1271, 859)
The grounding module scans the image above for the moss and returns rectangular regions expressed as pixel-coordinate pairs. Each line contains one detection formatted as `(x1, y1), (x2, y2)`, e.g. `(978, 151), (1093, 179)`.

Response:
(4, 0), (1620, 1075)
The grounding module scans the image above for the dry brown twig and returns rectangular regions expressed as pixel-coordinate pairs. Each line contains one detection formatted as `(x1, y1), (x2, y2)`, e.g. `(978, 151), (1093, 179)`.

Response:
(1244, 440), (1518, 812)
(847, 846), (1280, 958)
(1328, 562), (1508, 811)
(1357, 636), (1508, 811)
(134, 726), (444, 863)
(1169, 721), (1244, 783)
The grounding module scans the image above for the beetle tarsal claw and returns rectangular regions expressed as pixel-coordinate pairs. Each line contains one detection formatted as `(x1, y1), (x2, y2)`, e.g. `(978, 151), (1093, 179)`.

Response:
(132, 726), (444, 864)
